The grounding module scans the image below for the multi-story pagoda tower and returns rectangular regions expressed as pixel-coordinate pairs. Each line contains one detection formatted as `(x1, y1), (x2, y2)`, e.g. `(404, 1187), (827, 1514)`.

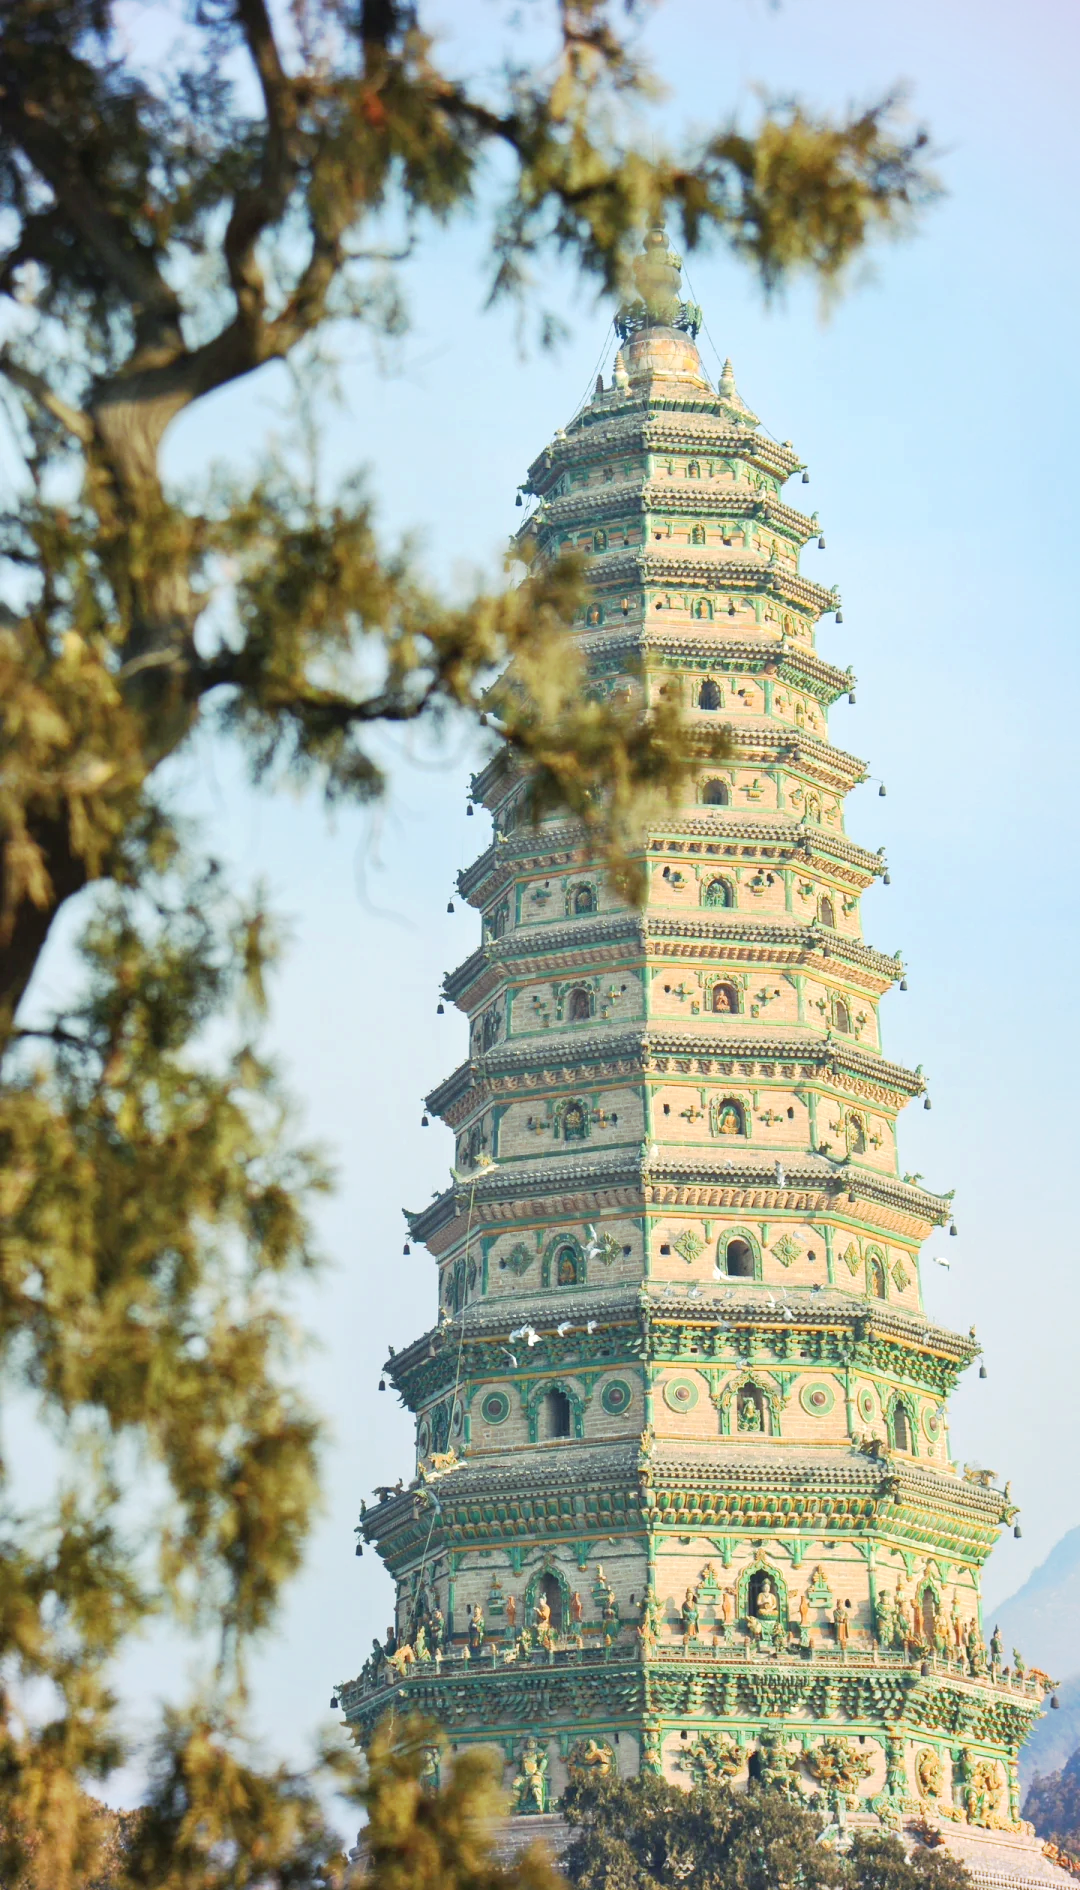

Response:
(342, 230), (1062, 1886)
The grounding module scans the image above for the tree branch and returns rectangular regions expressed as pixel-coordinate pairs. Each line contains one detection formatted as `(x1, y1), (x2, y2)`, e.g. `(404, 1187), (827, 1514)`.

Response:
(0, 348), (93, 443)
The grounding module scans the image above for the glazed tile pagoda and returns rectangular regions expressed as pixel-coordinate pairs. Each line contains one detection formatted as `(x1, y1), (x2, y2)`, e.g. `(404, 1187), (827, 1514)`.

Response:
(341, 229), (1062, 1884)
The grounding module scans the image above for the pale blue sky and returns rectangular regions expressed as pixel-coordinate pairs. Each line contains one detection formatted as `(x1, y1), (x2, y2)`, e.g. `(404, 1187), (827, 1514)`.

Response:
(33, 0), (1080, 1780)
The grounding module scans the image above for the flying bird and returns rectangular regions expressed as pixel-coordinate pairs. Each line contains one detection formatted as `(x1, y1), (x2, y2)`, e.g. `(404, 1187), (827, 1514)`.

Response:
(932, 1256), (951, 1269)
(501, 1348), (519, 1368)
(523, 1325), (540, 1347)
(556, 1321), (573, 1336)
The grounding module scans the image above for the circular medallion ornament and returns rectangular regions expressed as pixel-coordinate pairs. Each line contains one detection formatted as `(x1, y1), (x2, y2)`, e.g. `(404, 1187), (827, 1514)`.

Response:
(480, 1390), (510, 1425)
(417, 1419), (431, 1455)
(663, 1375), (700, 1412)
(451, 1398), (463, 1436)
(923, 1405), (941, 1441)
(800, 1381), (835, 1416)
(857, 1386), (876, 1423)
(601, 1379), (633, 1415)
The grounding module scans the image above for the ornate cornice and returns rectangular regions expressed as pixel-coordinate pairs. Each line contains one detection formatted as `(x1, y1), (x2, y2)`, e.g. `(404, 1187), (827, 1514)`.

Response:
(427, 1026), (922, 1127)
(443, 916), (902, 1008)
(457, 816), (884, 903)
(340, 1646), (1042, 1755)
(536, 483), (817, 541)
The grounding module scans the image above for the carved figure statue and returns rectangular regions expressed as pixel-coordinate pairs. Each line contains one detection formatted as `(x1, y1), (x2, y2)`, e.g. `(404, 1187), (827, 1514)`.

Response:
(807, 1735), (873, 1809)
(511, 1737), (548, 1814)
(679, 1731), (741, 1787)
(534, 1594), (551, 1631)
(738, 1394), (763, 1433)
(1013, 1648), (1026, 1679)
(681, 1586), (700, 1638)
(834, 1600), (849, 1649)
(721, 1586), (735, 1624)
(387, 1642), (415, 1678)
(505, 1594), (517, 1629)
(641, 1721), (663, 1776)
(571, 1590), (584, 1624)
(755, 1579), (779, 1619)
(963, 1755), (1008, 1830)
(990, 1625), (1004, 1667)
(798, 1590), (810, 1628)
(468, 1604), (485, 1654)
(916, 1748), (944, 1802)
(414, 1625), (430, 1662)
(755, 1733), (803, 1802)
(874, 1588), (896, 1649)
(431, 1607), (446, 1653)
(568, 1737), (614, 1781)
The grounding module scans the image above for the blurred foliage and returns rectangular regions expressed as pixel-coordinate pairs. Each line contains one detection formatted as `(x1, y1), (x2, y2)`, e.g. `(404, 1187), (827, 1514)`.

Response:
(0, 1), (937, 1883)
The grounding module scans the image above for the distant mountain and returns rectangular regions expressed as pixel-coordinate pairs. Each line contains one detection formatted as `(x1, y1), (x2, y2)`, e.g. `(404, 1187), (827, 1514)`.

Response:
(988, 1528), (1080, 1787)
(1024, 1741), (1080, 1850)
(989, 1526), (1080, 1684)
(1022, 1674), (1080, 1790)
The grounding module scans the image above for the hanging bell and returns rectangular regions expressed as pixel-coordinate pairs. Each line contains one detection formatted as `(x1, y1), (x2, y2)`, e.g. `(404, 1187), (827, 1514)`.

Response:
(1014, 1525), (1022, 1539)
(950, 1223), (958, 1237)
(330, 1695), (339, 1710)
(466, 803), (474, 816)
(979, 1363), (987, 1380)
(403, 1241), (411, 1255)
(802, 471), (810, 484)
(923, 1097), (932, 1111)
(515, 491), (523, 506)
(1052, 1694), (1060, 1710)
(878, 783), (887, 797)
(900, 978), (908, 991)
(848, 689), (856, 704)
(446, 900), (455, 914)
(836, 609), (844, 623)
(883, 872), (891, 885)
(355, 1543), (363, 1556)
(436, 1002), (445, 1014)
(378, 1378), (386, 1392)
(818, 535), (826, 550)
(421, 1114), (429, 1127)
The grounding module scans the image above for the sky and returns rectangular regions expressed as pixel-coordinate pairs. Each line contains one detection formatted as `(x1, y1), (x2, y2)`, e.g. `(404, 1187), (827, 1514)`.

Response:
(22, 0), (1080, 1789)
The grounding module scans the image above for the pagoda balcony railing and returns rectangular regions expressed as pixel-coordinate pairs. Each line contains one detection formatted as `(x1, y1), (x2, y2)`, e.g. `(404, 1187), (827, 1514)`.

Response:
(339, 1632), (1051, 1721)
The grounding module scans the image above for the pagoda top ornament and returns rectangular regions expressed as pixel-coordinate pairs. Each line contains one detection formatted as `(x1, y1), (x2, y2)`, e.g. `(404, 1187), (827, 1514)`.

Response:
(615, 225), (703, 341)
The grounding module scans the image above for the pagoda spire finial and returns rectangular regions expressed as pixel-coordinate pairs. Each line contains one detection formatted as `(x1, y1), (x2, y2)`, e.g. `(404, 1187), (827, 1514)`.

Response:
(615, 225), (702, 343)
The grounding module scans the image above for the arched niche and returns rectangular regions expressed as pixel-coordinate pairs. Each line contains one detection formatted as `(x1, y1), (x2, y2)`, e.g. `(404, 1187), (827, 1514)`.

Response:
(527, 1379), (585, 1442)
(718, 1228), (760, 1279)
(702, 876), (734, 909)
(542, 1235), (586, 1289)
(702, 778), (730, 806)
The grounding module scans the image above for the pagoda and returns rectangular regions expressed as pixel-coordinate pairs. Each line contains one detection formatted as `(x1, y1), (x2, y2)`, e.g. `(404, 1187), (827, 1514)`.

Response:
(341, 229), (1062, 1885)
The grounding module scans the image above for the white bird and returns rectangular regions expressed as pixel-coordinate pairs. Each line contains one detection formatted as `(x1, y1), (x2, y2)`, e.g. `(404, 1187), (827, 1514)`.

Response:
(688, 1285), (701, 1299)
(509, 1324), (528, 1341)
(723, 1158), (735, 1169)
(501, 1348), (519, 1368)
(586, 1319), (597, 1333)
(556, 1320), (572, 1336)
(774, 1161), (786, 1186)
(766, 1293), (777, 1309)
(932, 1256), (951, 1269)
(523, 1325), (540, 1347)
(649, 1143), (660, 1161)
(586, 1224), (598, 1243)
